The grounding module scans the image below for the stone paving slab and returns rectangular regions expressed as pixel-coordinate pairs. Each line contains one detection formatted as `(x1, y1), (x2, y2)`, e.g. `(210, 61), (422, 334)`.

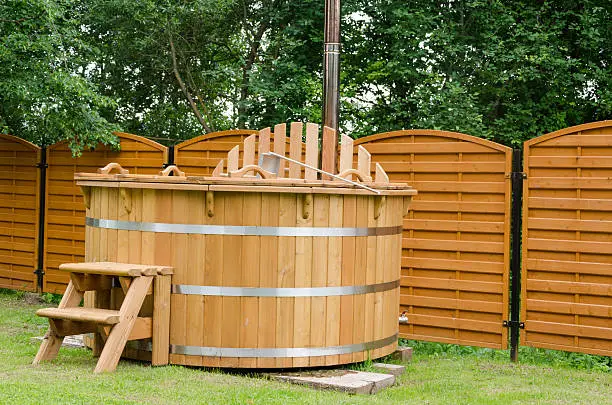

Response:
(32, 334), (85, 349)
(390, 346), (413, 362)
(272, 370), (395, 394)
(372, 362), (406, 376)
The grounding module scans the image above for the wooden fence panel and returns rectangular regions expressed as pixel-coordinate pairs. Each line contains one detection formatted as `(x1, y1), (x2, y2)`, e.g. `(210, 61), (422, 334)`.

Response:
(356, 130), (512, 349)
(0, 135), (40, 291)
(174, 130), (258, 176)
(43, 133), (168, 292)
(522, 121), (612, 356)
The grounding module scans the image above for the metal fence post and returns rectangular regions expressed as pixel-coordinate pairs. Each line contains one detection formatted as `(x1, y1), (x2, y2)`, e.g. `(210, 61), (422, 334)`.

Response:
(163, 145), (175, 168)
(508, 148), (525, 361)
(34, 146), (47, 292)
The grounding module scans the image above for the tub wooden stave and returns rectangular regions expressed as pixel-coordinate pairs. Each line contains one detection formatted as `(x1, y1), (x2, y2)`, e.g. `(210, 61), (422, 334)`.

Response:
(84, 186), (405, 368)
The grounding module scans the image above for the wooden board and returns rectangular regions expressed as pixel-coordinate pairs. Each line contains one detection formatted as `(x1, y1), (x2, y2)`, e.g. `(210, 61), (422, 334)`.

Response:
(0, 135), (40, 291)
(355, 129), (512, 350)
(522, 121), (612, 356)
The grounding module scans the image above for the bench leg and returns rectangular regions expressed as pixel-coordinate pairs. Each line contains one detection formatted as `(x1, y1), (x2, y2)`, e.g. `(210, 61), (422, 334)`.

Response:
(92, 288), (111, 357)
(33, 330), (65, 364)
(152, 274), (171, 366)
(32, 282), (83, 365)
(94, 276), (153, 373)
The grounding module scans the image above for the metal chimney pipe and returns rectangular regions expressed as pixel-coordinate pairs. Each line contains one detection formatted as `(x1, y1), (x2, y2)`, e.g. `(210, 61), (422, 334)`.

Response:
(321, 0), (340, 173)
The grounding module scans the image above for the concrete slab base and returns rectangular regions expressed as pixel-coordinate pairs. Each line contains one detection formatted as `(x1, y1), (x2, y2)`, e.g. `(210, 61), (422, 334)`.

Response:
(272, 370), (395, 394)
(32, 334), (85, 349)
(372, 362), (406, 376)
(390, 346), (413, 363)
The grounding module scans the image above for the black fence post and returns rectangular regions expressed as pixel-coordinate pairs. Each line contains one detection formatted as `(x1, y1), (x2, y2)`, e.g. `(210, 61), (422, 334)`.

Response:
(34, 146), (47, 292)
(509, 148), (525, 362)
(163, 145), (175, 168)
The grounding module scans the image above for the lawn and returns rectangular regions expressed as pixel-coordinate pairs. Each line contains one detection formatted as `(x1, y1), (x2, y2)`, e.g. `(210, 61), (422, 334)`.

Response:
(0, 289), (609, 405)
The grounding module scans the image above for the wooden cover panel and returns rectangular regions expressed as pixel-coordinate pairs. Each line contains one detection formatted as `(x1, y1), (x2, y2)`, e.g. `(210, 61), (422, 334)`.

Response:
(43, 133), (168, 293)
(522, 121), (612, 356)
(173, 130), (258, 176)
(0, 135), (40, 291)
(356, 130), (512, 349)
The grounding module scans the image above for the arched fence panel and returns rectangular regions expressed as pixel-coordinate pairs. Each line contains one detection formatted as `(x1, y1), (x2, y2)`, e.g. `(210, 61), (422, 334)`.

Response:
(356, 130), (512, 349)
(0, 135), (40, 291)
(522, 121), (612, 356)
(43, 133), (168, 293)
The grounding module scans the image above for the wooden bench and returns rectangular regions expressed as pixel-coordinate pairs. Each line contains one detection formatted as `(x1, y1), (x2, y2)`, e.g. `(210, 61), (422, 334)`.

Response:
(33, 262), (173, 373)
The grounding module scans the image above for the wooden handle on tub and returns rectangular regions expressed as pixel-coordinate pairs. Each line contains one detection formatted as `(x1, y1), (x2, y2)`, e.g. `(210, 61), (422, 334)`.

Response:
(159, 165), (186, 177)
(98, 162), (129, 175)
(337, 168), (368, 182)
(228, 165), (276, 179)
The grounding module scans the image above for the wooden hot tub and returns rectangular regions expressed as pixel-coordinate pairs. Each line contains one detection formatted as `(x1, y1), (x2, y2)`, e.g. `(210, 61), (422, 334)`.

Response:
(78, 126), (416, 368)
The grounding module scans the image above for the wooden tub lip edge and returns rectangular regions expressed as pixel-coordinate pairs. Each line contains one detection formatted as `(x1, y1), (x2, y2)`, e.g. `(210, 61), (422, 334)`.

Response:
(75, 176), (417, 196)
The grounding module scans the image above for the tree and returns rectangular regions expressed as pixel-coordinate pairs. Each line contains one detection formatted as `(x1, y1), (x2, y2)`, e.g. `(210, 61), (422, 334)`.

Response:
(342, 0), (611, 145)
(2, 0), (609, 149)
(80, 0), (240, 142)
(234, 0), (325, 129)
(82, 0), (325, 143)
(0, 0), (119, 153)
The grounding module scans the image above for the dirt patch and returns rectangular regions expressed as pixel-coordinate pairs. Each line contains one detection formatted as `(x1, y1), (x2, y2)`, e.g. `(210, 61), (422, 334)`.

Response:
(22, 293), (46, 305)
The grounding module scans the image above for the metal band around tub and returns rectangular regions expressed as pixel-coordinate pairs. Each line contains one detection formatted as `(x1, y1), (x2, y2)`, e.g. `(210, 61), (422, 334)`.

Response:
(85, 217), (402, 237)
(170, 334), (398, 358)
(172, 279), (400, 297)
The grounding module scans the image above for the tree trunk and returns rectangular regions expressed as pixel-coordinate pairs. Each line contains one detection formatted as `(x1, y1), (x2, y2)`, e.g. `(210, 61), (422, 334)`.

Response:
(169, 35), (213, 134)
(236, 21), (269, 128)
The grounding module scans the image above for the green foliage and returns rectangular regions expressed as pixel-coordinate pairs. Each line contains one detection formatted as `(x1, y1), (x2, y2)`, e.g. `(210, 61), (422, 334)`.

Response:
(1, 0), (609, 147)
(401, 339), (612, 372)
(238, 0), (324, 129)
(342, 0), (611, 144)
(80, 0), (239, 142)
(0, 288), (61, 304)
(81, 0), (325, 142)
(517, 346), (612, 372)
(40, 292), (62, 305)
(346, 352), (374, 371)
(0, 288), (25, 299)
(0, 0), (120, 154)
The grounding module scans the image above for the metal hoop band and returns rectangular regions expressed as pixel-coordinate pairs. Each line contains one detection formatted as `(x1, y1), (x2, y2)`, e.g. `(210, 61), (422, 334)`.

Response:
(85, 217), (402, 237)
(171, 279), (399, 297)
(170, 334), (398, 358)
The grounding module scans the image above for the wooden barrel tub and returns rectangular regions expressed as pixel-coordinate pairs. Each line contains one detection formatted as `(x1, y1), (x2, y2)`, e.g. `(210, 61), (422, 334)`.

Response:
(77, 169), (415, 368)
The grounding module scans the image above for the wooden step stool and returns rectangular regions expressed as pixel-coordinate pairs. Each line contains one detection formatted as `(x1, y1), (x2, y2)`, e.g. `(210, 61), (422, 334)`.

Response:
(33, 262), (173, 373)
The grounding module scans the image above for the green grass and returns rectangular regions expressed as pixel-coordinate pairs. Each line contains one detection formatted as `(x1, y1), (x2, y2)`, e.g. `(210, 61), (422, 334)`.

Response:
(0, 289), (609, 405)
